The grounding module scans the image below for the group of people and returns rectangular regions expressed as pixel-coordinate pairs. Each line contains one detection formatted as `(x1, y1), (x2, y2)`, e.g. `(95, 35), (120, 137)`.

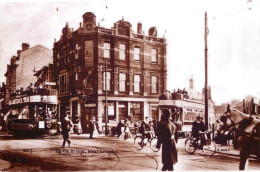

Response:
(115, 112), (178, 171)
(116, 119), (133, 140)
(60, 109), (208, 171)
(61, 111), (99, 148)
(115, 117), (158, 141)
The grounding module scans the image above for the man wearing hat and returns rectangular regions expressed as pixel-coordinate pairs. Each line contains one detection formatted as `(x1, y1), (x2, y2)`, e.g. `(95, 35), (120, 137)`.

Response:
(192, 116), (206, 147)
(156, 109), (178, 171)
(61, 111), (74, 148)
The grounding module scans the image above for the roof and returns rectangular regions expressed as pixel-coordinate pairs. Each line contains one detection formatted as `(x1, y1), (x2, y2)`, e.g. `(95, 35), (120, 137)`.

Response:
(34, 65), (48, 76)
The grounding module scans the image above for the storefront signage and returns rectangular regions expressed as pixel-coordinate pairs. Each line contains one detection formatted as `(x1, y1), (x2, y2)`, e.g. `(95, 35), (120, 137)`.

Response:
(108, 106), (114, 116)
(9, 95), (57, 105)
(130, 102), (140, 108)
(84, 103), (96, 107)
(30, 95), (41, 102)
(10, 98), (23, 105)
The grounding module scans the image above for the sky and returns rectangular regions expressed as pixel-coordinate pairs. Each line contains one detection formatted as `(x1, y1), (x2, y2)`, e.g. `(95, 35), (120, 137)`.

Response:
(0, 0), (260, 105)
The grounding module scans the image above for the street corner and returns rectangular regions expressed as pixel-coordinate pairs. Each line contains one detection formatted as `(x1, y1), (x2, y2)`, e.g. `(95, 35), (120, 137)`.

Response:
(0, 159), (11, 170)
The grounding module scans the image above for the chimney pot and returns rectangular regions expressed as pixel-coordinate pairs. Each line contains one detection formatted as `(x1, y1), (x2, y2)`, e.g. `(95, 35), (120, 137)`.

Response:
(21, 43), (30, 51)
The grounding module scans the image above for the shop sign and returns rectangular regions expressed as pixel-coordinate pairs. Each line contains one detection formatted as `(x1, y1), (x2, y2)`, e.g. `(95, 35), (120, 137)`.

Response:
(108, 106), (114, 116)
(84, 103), (96, 107)
(118, 104), (126, 108)
(10, 98), (23, 105)
(30, 95), (57, 103)
(23, 97), (30, 103)
(39, 121), (45, 129)
(130, 102), (140, 108)
(151, 106), (158, 110)
(30, 95), (41, 102)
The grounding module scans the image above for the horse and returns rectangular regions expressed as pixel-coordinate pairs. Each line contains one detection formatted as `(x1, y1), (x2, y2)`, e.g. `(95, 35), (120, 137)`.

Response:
(217, 108), (260, 170)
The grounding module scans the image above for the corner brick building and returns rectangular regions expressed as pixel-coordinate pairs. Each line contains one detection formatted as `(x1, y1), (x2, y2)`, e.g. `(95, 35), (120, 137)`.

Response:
(53, 12), (167, 132)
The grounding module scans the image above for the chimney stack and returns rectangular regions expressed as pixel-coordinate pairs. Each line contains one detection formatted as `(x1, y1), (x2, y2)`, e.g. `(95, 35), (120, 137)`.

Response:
(17, 50), (21, 57)
(21, 43), (30, 51)
(137, 22), (142, 34)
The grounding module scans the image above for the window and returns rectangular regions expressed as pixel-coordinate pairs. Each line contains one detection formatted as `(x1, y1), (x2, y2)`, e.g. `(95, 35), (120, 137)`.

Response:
(151, 49), (157, 63)
(134, 75), (140, 92)
(9, 76), (12, 86)
(134, 47), (140, 61)
(103, 72), (111, 91)
(151, 76), (158, 93)
(75, 44), (79, 60)
(104, 42), (110, 58)
(74, 73), (78, 92)
(119, 44), (126, 60)
(59, 74), (67, 94)
(119, 73), (126, 92)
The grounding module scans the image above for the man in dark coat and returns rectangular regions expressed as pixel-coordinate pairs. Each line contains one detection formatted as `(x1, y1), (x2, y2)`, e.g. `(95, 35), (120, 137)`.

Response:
(192, 116), (206, 143)
(156, 109), (178, 171)
(116, 120), (123, 137)
(89, 118), (95, 138)
(61, 112), (73, 148)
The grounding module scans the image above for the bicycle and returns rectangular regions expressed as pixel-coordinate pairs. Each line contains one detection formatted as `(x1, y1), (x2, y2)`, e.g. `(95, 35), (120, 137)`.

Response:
(185, 130), (216, 156)
(134, 130), (159, 152)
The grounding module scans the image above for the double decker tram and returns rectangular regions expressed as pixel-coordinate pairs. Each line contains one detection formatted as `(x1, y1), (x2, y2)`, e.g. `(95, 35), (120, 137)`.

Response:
(8, 87), (58, 137)
(158, 91), (215, 138)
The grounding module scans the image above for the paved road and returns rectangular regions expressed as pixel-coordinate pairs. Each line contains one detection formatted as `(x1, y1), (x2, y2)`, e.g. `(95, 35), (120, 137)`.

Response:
(0, 134), (259, 171)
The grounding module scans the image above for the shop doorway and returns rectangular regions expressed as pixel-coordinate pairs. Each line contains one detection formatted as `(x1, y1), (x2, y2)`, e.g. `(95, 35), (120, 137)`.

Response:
(81, 108), (96, 133)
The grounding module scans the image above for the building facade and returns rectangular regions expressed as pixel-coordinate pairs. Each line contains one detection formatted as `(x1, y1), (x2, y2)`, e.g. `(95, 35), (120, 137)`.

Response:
(53, 12), (167, 132)
(4, 43), (53, 105)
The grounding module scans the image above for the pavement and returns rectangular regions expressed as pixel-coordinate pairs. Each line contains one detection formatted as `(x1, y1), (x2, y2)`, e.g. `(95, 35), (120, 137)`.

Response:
(0, 132), (252, 171)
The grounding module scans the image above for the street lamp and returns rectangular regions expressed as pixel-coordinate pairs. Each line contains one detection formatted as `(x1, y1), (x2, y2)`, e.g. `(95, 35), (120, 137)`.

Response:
(204, 12), (209, 130)
(105, 59), (108, 135)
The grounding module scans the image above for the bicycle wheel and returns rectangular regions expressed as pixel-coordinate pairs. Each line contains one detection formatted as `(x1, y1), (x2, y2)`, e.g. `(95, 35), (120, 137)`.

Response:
(150, 138), (160, 152)
(130, 128), (136, 136)
(134, 136), (144, 150)
(203, 140), (216, 156)
(185, 138), (196, 154)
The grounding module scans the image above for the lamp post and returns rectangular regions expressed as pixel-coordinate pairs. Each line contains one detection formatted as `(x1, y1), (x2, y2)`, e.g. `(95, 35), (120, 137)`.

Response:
(105, 59), (108, 135)
(204, 12), (209, 130)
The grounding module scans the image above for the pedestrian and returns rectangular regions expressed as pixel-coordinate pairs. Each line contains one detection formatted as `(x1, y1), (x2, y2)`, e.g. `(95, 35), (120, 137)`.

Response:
(120, 119), (132, 140)
(156, 109), (178, 171)
(89, 117), (99, 138)
(89, 118), (95, 138)
(116, 120), (123, 137)
(61, 112), (73, 148)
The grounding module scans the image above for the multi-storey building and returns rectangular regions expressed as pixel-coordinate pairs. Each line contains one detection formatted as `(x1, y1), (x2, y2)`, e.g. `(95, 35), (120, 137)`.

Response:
(53, 12), (167, 132)
(0, 82), (6, 115)
(4, 43), (53, 105)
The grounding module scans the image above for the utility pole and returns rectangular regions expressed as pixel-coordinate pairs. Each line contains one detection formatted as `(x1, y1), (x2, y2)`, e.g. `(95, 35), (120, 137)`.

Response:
(204, 12), (209, 130)
(105, 59), (108, 135)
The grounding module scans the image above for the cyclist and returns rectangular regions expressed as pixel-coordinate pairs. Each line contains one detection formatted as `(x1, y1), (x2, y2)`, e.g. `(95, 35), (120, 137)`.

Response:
(192, 116), (206, 148)
(140, 116), (152, 142)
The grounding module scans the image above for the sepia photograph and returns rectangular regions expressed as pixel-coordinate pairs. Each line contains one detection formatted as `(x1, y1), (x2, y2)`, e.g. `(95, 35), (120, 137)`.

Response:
(0, 0), (259, 171)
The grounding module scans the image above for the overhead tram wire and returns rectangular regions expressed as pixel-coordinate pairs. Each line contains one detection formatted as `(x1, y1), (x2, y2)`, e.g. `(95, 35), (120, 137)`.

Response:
(21, 7), (59, 38)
